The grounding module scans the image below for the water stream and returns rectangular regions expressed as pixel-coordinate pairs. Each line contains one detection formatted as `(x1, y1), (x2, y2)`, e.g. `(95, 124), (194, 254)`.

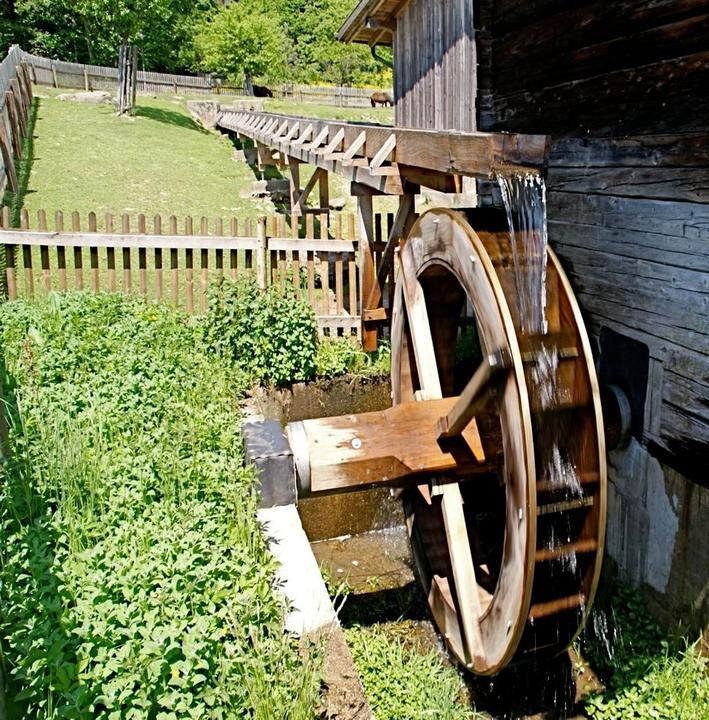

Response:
(496, 171), (584, 593)
(496, 172), (549, 336)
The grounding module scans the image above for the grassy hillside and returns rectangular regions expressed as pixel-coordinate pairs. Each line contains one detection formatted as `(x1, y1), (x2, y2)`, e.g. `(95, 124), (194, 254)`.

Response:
(19, 89), (393, 228)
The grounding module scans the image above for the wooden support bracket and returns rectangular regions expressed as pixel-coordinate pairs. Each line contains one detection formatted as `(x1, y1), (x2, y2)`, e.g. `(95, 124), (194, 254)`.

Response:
(342, 131), (367, 163)
(369, 133), (396, 170)
(287, 398), (488, 496)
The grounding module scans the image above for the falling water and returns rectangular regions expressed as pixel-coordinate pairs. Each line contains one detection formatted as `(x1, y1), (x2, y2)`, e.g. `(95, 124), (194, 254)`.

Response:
(496, 171), (549, 336)
(498, 171), (584, 587)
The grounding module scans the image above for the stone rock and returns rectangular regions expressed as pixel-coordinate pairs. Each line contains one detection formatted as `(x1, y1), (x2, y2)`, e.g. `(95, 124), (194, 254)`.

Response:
(220, 99), (265, 113)
(56, 91), (112, 105)
(187, 100), (220, 130)
(266, 178), (291, 202)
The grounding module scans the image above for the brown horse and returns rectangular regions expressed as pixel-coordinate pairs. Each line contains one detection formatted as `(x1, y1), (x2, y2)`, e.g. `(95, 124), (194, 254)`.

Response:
(371, 91), (394, 107)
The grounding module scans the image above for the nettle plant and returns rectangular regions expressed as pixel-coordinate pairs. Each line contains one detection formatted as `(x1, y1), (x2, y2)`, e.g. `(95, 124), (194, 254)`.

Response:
(0, 293), (321, 719)
(203, 277), (318, 386)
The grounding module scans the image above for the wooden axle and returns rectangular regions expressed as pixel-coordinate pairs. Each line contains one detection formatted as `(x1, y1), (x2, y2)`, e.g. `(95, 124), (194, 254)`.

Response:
(287, 398), (491, 497)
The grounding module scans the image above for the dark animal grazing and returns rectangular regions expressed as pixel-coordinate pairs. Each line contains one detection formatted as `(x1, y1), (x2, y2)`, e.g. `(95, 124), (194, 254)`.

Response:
(253, 84), (274, 98)
(371, 91), (393, 107)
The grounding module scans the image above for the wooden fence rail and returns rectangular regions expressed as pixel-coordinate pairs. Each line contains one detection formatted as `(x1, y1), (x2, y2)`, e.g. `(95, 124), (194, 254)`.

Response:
(0, 47), (33, 197)
(0, 208), (373, 338)
(17, 49), (390, 108)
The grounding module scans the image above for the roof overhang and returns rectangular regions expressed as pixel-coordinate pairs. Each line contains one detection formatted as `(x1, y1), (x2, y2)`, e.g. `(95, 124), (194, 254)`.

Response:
(337, 0), (410, 46)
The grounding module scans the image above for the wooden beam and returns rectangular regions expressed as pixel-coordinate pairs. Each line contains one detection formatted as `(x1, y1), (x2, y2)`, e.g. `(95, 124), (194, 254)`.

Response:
(342, 131), (368, 162)
(437, 347), (512, 442)
(217, 110), (549, 178)
(400, 235), (486, 668)
(288, 157), (302, 216)
(318, 169), (330, 211)
(308, 126), (330, 151)
(364, 193), (415, 313)
(0, 229), (262, 251)
(317, 128), (345, 155)
(294, 123), (314, 145)
(357, 191), (377, 351)
(400, 244), (442, 397)
(288, 397), (488, 496)
(293, 167), (326, 216)
(369, 133), (396, 170)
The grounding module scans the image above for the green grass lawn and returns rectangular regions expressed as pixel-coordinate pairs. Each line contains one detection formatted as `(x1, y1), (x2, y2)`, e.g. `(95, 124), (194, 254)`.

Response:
(19, 88), (394, 231)
(23, 89), (271, 227)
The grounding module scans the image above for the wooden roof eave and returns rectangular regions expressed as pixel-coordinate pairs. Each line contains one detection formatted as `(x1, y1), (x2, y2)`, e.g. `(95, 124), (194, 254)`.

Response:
(337, 0), (410, 46)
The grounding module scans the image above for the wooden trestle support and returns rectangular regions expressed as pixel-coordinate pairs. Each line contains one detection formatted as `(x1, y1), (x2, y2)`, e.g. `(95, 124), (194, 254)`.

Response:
(220, 109), (606, 674)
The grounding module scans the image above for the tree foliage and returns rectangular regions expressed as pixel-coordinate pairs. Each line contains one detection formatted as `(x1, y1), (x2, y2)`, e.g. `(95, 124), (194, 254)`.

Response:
(193, 1), (289, 85)
(2, 0), (392, 85)
(7, 0), (216, 72)
(273, 0), (391, 86)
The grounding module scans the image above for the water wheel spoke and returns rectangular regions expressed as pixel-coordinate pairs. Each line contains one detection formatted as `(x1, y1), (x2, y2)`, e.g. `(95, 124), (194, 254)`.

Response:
(438, 346), (511, 441)
(400, 243), (443, 399)
(440, 482), (486, 668)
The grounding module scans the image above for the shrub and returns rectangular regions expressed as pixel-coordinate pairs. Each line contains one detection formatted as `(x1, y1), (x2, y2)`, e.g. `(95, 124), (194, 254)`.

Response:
(314, 337), (391, 379)
(0, 292), (321, 719)
(203, 278), (317, 386)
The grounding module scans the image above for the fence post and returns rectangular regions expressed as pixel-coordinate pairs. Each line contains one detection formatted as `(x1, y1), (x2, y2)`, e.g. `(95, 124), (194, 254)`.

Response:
(84, 66), (90, 92)
(51, 61), (58, 88)
(256, 215), (267, 290)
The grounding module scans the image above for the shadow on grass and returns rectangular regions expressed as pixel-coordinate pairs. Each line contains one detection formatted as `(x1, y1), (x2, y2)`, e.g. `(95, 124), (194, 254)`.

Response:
(134, 105), (209, 134)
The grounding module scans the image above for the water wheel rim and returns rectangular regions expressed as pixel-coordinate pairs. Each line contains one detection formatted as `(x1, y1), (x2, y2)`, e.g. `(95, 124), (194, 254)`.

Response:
(392, 208), (537, 674)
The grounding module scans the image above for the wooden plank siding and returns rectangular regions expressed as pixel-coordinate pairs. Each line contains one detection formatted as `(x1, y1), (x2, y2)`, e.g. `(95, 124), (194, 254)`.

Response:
(476, 0), (709, 479)
(394, 0), (476, 132)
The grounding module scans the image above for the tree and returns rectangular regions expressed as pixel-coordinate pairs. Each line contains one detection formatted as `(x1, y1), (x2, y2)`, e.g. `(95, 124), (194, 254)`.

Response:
(12, 0), (215, 72)
(272, 0), (391, 86)
(194, 1), (289, 91)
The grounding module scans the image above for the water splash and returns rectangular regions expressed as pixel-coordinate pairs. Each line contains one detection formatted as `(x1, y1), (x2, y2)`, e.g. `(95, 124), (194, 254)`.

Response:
(496, 171), (549, 336)
(531, 344), (558, 410)
(589, 606), (619, 663)
(547, 446), (583, 497)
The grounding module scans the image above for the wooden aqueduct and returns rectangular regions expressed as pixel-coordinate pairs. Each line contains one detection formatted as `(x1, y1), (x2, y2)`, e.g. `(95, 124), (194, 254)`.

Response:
(222, 0), (610, 675)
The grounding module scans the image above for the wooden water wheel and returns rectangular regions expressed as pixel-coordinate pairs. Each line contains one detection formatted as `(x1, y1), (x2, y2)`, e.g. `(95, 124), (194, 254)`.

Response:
(390, 207), (606, 674)
(287, 206), (606, 675)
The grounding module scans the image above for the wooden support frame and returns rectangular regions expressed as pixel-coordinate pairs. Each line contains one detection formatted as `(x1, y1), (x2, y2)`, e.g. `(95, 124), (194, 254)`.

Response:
(292, 167), (327, 216)
(288, 397), (488, 496)
(437, 347), (512, 442)
(364, 193), (416, 314)
(218, 109), (549, 197)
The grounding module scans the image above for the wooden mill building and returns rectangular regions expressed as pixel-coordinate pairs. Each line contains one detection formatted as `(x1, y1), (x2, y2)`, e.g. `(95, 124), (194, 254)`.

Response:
(338, 0), (708, 627)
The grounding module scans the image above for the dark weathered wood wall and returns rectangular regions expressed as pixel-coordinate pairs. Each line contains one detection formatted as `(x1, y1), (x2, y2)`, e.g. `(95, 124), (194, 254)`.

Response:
(394, 0), (476, 131)
(477, 0), (709, 480)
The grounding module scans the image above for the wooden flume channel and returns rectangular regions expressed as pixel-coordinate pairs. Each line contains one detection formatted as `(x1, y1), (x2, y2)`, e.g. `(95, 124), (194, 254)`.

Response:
(223, 109), (606, 675)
